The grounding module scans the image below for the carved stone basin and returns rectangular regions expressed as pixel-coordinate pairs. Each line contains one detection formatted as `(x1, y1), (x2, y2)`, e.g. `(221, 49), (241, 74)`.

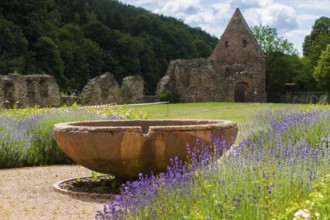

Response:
(53, 120), (238, 178)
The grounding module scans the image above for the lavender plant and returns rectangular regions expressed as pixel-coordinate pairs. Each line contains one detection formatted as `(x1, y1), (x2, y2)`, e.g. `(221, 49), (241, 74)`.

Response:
(95, 107), (330, 219)
(0, 106), (139, 168)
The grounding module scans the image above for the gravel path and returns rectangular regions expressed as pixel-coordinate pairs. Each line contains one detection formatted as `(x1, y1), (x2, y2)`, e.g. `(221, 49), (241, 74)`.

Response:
(0, 165), (110, 220)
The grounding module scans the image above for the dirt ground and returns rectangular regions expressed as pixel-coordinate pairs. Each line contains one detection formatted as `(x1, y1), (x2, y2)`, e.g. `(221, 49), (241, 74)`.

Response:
(0, 165), (111, 220)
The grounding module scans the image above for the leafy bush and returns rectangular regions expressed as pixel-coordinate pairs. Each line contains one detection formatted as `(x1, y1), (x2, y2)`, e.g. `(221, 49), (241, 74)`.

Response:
(159, 89), (180, 103)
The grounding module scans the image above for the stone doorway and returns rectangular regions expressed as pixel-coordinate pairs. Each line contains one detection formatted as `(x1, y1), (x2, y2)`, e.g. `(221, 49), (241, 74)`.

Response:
(234, 82), (249, 102)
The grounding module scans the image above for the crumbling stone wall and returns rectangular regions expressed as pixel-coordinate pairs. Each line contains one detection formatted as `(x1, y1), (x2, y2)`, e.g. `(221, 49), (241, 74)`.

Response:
(157, 59), (224, 102)
(81, 73), (145, 105)
(157, 8), (266, 103)
(81, 72), (121, 105)
(121, 75), (144, 103)
(0, 73), (60, 108)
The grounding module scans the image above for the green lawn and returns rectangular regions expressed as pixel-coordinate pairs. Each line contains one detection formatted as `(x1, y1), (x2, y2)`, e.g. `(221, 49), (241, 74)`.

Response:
(127, 102), (304, 123)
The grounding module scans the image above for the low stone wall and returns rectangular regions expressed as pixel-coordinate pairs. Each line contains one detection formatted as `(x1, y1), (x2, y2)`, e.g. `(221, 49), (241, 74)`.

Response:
(0, 73), (60, 108)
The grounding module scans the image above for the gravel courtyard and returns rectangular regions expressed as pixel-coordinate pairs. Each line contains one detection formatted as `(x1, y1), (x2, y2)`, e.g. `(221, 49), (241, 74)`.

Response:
(0, 165), (110, 220)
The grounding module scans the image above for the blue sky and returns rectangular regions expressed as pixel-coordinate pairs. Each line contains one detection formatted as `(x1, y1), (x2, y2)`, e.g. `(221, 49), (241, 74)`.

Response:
(119, 0), (330, 55)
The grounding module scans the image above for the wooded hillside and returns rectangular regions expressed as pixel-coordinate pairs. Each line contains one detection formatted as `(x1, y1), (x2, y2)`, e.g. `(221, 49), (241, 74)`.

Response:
(0, 0), (218, 94)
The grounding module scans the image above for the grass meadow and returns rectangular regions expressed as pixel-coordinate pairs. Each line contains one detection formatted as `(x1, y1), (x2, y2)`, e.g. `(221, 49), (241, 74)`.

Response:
(128, 102), (302, 122)
(1, 102), (330, 219)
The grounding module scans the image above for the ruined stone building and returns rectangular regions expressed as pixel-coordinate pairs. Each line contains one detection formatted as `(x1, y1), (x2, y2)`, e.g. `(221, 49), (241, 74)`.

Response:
(157, 8), (266, 102)
(0, 74), (61, 108)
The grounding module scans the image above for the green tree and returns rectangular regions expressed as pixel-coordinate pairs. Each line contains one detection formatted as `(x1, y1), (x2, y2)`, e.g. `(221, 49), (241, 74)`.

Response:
(252, 24), (298, 55)
(303, 17), (330, 67)
(32, 36), (64, 83)
(193, 39), (212, 57)
(58, 24), (90, 89)
(313, 44), (330, 95)
(294, 57), (317, 91)
(251, 25), (300, 102)
(0, 18), (28, 73)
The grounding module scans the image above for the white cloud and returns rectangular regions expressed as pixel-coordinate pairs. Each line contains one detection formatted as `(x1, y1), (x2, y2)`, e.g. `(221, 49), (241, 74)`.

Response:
(260, 4), (300, 31)
(119, 0), (153, 5)
(118, 0), (330, 54)
(229, 0), (272, 9)
(154, 0), (201, 15)
(297, 0), (330, 11)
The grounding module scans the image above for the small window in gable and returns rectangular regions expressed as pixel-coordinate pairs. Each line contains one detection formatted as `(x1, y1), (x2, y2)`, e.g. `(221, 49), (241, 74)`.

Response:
(225, 41), (229, 48)
(242, 40), (247, 47)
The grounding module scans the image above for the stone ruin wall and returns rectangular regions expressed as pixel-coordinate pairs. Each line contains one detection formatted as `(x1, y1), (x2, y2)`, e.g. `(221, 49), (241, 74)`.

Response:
(80, 72), (145, 105)
(80, 72), (121, 105)
(121, 75), (144, 103)
(157, 59), (224, 102)
(0, 72), (146, 108)
(0, 74), (60, 108)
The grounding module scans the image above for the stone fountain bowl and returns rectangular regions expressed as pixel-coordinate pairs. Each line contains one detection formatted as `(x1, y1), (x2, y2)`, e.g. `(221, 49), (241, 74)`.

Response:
(53, 120), (238, 178)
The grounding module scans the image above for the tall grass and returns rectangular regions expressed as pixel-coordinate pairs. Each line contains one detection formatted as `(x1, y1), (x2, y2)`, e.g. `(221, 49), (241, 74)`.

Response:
(0, 105), (145, 168)
(96, 107), (330, 219)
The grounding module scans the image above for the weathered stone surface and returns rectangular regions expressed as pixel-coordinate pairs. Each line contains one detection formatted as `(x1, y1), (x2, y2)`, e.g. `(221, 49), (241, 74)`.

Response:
(54, 119), (238, 178)
(80, 72), (121, 105)
(121, 75), (144, 103)
(81, 73), (146, 105)
(0, 73), (60, 108)
(157, 8), (266, 102)
(157, 59), (225, 102)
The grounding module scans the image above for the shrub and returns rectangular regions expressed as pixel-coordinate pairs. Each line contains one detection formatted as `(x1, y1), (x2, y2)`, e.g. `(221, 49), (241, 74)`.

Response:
(159, 89), (180, 103)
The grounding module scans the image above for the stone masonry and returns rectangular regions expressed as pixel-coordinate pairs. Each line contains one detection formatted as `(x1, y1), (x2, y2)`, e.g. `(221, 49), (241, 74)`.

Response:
(81, 72), (144, 105)
(121, 75), (144, 103)
(157, 8), (266, 102)
(80, 72), (121, 105)
(0, 73), (60, 108)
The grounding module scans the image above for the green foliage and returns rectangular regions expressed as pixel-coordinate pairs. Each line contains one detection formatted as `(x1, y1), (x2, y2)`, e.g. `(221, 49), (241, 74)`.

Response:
(251, 24), (298, 55)
(32, 36), (64, 83)
(303, 16), (330, 67)
(251, 25), (310, 101)
(0, 0), (217, 94)
(313, 44), (330, 95)
(294, 57), (317, 92)
(0, 18), (28, 73)
(159, 89), (180, 103)
(308, 174), (330, 219)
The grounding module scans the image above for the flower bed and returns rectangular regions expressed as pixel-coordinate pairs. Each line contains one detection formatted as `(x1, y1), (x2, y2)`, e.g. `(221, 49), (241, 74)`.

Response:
(96, 107), (330, 219)
(0, 105), (145, 168)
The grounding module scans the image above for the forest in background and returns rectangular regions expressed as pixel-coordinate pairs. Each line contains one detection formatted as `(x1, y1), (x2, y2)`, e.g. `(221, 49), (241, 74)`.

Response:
(1, 0), (329, 100)
(0, 0), (217, 94)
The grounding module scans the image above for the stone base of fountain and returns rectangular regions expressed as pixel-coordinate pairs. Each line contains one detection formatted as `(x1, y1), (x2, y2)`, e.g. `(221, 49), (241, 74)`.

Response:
(52, 176), (124, 202)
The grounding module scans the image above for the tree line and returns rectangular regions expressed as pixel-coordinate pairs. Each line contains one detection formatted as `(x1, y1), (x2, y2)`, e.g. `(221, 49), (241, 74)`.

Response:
(0, 0), (217, 94)
(0, 0), (329, 100)
(251, 16), (330, 102)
